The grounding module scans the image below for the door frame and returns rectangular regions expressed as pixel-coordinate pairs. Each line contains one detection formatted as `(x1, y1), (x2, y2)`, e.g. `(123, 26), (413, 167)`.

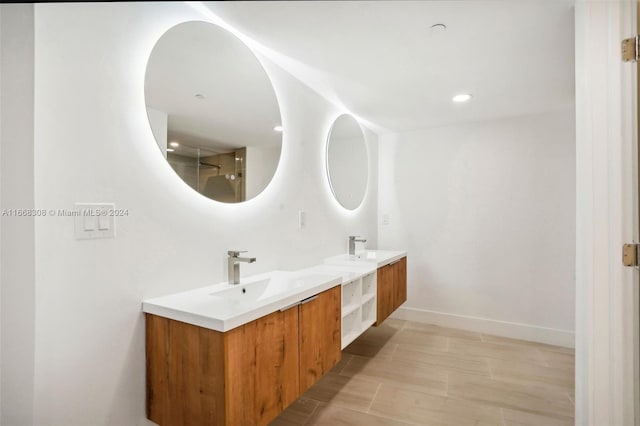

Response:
(574, 1), (638, 425)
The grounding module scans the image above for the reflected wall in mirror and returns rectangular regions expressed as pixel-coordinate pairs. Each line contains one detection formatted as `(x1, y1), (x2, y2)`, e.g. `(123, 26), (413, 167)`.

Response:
(145, 21), (282, 203)
(326, 114), (368, 210)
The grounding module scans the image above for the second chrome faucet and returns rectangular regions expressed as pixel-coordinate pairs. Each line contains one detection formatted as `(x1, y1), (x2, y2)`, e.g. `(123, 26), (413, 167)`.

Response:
(228, 250), (256, 284)
(348, 236), (367, 255)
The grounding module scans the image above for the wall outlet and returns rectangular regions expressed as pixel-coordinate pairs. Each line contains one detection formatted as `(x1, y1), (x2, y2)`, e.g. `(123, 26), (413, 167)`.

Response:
(382, 213), (390, 226)
(298, 210), (306, 229)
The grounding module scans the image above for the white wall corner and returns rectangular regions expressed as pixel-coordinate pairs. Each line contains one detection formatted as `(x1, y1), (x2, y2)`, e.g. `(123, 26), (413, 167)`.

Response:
(0, 3), (36, 426)
(574, 1), (638, 425)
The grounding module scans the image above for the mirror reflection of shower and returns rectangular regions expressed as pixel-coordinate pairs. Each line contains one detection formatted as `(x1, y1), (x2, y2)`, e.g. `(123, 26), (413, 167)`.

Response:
(144, 21), (283, 204)
(167, 143), (246, 203)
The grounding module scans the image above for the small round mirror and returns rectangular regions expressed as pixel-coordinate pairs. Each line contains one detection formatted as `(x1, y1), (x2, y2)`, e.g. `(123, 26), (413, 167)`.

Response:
(326, 114), (368, 210)
(145, 21), (282, 203)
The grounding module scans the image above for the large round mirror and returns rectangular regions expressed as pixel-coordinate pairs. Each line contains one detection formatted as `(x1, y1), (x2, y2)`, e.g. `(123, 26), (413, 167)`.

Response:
(145, 21), (282, 203)
(326, 114), (368, 210)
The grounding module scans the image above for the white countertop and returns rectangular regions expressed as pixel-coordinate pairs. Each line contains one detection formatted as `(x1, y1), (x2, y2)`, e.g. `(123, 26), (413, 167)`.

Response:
(324, 249), (407, 268)
(142, 270), (341, 332)
(142, 249), (406, 333)
(299, 263), (377, 284)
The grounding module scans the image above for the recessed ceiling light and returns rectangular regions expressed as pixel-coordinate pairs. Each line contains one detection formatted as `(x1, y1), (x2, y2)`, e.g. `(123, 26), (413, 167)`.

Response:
(273, 125), (283, 132)
(452, 93), (472, 103)
(194, 93), (206, 100)
(166, 148), (175, 152)
(169, 141), (180, 148)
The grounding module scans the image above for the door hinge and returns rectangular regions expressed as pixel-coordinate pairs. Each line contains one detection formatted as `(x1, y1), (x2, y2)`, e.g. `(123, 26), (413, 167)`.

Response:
(622, 36), (639, 62)
(622, 243), (639, 266)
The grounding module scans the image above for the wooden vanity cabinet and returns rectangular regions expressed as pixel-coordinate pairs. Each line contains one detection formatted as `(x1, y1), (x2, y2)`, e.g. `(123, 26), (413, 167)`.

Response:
(394, 256), (407, 309)
(376, 262), (395, 326)
(146, 285), (341, 426)
(224, 307), (300, 425)
(375, 256), (407, 325)
(298, 285), (341, 393)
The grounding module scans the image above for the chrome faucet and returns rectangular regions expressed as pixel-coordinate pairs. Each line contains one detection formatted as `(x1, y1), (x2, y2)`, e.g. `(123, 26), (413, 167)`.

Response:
(348, 236), (367, 255)
(227, 250), (256, 284)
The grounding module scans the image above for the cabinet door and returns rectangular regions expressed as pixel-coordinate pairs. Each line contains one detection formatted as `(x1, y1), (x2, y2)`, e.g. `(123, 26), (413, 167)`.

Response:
(375, 263), (394, 325)
(225, 307), (300, 426)
(393, 257), (407, 310)
(299, 285), (341, 394)
(146, 314), (226, 426)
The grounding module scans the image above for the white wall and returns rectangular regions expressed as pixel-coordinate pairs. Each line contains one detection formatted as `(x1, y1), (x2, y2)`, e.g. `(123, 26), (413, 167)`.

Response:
(379, 110), (576, 346)
(31, 3), (377, 425)
(0, 4), (35, 425)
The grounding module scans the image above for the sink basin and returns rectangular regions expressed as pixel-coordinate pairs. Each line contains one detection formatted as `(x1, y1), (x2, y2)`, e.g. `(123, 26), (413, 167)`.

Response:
(350, 252), (377, 261)
(324, 250), (407, 267)
(334, 251), (383, 262)
(143, 270), (342, 332)
(210, 275), (307, 304)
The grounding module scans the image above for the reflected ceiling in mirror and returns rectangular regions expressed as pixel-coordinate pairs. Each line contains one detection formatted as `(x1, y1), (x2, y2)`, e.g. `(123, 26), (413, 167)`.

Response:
(145, 21), (282, 203)
(326, 114), (368, 210)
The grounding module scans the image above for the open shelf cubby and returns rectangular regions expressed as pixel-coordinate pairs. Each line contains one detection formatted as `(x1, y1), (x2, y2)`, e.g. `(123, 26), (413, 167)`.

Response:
(341, 271), (377, 349)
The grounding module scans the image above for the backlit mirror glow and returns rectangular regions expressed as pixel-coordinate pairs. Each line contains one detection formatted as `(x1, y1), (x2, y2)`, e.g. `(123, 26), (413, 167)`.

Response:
(145, 21), (282, 203)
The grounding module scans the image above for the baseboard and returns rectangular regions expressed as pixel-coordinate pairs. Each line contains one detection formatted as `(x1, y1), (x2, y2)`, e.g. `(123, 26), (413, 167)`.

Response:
(390, 307), (575, 348)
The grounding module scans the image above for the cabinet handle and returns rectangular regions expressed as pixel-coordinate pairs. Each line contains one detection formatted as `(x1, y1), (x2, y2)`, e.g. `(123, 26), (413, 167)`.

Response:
(279, 301), (300, 312)
(300, 295), (319, 305)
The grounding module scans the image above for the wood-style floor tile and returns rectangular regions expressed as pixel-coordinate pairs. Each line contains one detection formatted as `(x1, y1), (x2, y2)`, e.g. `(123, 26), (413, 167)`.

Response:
(343, 320), (404, 358)
(403, 322), (483, 341)
(302, 372), (380, 412)
(501, 407), (574, 426)
(343, 337), (397, 359)
(362, 319), (407, 341)
(272, 320), (575, 426)
(480, 334), (574, 354)
(307, 403), (414, 426)
(389, 329), (450, 348)
(270, 397), (319, 426)
(394, 343), (491, 376)
(448, 372), (574, 421)
(369, 383), (503, 426)
(331, 353), (355, 374)
(538, 349), (575, 370)
(488, 358), (573, 391)
(449, 337), (548, 364)
(339, 354), (448, 396)
(379, 317), (408, 329)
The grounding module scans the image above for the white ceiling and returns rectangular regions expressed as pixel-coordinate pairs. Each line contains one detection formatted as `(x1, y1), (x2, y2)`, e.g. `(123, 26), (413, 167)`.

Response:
(205, 0), (576, 133)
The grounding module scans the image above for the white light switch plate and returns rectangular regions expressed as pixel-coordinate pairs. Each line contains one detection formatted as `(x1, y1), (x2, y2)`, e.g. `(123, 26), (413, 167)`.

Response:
(74, 203), (115, 240)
